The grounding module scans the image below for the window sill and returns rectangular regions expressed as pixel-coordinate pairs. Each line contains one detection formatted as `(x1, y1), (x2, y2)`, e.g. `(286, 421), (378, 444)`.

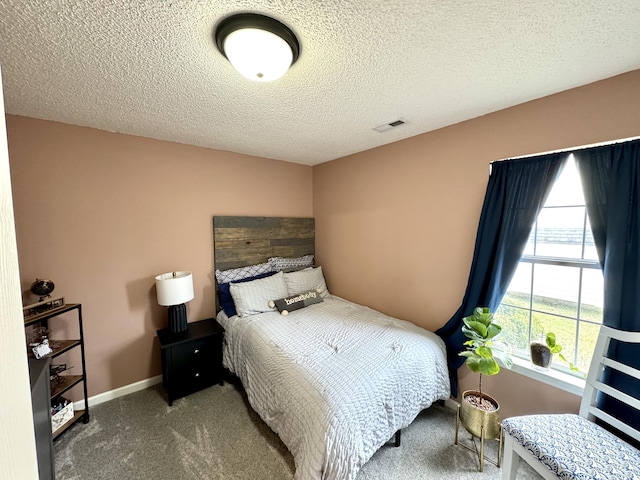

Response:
(508, 356), (585, 397)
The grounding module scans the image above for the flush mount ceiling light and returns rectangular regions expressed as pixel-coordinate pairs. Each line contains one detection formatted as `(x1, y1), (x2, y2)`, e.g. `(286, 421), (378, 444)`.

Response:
(215, 13), (300, 82)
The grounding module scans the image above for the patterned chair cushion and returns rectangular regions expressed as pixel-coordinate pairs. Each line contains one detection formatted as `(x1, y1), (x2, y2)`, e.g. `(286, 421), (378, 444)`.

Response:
(502, 414), (640, 479)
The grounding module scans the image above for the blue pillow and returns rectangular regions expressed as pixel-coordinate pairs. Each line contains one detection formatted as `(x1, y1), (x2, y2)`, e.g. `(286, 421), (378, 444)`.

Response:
(219, 271), (277, 317)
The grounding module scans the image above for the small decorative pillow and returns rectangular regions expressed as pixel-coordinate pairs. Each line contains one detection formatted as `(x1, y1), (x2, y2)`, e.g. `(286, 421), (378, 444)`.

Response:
(284, 266), (329, 298)
(268, 255), (314, 272)
(215, 262), (273, 284)
(230, 271), (289, 317)
(269, 290), (324, 315)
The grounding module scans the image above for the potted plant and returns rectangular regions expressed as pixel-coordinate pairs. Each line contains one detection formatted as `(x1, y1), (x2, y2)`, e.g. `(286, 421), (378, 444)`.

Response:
(458, 307), (512, 442)
(530, 332), (580, 372)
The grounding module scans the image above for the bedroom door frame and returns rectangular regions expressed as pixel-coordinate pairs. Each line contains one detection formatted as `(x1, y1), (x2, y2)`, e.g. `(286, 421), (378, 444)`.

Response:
(0, 64), (40, 478)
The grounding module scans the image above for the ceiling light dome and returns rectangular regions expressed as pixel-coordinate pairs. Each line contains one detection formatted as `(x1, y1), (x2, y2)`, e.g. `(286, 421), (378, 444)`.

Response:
(215, 13), (300, 82)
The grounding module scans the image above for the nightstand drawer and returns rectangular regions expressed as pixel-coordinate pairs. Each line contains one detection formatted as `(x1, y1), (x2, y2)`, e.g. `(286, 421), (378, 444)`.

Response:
(170, 367), (218, 400)
(171, 336), (219, 372)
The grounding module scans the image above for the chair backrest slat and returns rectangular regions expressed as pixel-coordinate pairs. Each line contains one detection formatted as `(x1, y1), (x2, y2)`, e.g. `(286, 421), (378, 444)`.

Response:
(587, 406), (640, 442)
(579, 326), (640, 444)
(593, 381), (640, 411)
(603, 357), (640, 381)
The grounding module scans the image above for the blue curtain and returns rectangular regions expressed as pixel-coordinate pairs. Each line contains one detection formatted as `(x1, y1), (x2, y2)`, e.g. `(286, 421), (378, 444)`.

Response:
(436, 153), (566, 395)
(574, 139), (640, 430)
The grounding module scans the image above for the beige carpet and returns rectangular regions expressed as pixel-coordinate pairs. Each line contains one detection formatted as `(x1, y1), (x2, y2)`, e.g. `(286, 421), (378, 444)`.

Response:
(54, 382), (540, 479)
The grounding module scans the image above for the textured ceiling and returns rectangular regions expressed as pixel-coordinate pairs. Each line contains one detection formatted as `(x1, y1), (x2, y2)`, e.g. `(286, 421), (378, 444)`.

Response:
(0, 1), (639, 166)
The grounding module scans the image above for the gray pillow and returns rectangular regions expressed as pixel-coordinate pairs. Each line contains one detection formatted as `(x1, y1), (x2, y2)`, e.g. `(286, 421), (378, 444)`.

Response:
(268, 255), (314, 272)
(269, 290), (324, 315)
(215, 262), (273, 283)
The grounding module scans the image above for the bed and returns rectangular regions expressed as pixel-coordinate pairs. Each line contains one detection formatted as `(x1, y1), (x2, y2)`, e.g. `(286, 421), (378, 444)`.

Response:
(213, 216), (451, 480)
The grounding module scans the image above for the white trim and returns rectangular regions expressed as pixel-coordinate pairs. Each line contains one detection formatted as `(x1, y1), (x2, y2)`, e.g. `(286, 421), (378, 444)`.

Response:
(71, 367), (577, 415)
(509, 356), (584, 397)
(444, 398), (460, 411)
(73, 375), (162, 411)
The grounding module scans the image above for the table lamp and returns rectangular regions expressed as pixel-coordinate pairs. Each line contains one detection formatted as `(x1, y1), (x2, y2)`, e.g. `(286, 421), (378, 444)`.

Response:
(155, 271), (194, 333)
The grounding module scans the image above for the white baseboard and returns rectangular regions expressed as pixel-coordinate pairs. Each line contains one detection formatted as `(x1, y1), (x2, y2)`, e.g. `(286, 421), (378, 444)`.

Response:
(73, 377), (458, 414)
(444, 398), (460, 411)
(73, 375), (162, 411)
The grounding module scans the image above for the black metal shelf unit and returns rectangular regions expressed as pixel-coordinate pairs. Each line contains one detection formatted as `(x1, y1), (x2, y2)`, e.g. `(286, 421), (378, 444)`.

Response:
(25, 303), (90, 439)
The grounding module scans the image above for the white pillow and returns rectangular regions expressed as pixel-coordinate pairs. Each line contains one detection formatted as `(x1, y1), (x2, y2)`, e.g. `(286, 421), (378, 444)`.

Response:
(230, 271), (289, 317)
(284, 266), (329, 298)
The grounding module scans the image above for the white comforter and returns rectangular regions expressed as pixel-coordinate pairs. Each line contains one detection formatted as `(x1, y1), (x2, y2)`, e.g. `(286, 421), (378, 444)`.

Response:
(217, 295), (450, 480)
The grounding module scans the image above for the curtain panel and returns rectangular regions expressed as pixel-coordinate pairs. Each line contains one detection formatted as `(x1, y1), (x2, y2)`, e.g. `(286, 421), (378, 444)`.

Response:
(436, 153), (566, 395)
(574, 139), (640, 430)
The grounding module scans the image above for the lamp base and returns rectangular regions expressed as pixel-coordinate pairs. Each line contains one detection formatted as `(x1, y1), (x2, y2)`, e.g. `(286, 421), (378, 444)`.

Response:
(168, 304), (188, 333)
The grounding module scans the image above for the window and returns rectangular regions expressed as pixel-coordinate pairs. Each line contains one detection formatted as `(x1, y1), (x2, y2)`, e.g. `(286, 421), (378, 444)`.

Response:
(496, 155), (602, 375)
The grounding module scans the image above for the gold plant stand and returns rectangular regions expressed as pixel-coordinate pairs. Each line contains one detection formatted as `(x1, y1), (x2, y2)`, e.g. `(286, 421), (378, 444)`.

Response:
(455, 403), (503, 472)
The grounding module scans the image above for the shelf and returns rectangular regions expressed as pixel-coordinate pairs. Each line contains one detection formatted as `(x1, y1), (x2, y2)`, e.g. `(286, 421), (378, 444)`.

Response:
(25, 301), (89, 445)
(52, 409), (86, 440)
(24, 303), (80, 327)
(27, 339), (81, 360)
(50, 374), (83, 399)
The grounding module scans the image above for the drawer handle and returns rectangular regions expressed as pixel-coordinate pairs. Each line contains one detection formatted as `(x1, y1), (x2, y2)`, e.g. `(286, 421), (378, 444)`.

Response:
(194, 373), (200, 378)
(194, 349), (200, 354)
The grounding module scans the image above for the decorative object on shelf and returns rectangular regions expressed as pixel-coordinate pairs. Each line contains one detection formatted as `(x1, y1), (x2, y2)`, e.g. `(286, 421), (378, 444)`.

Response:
(455, 306), (513, 471)
(530, 332), (580, 373)
(215, 13), (300, 82)
(31, 338), (52, 359)
(27, 325), (59, 353)
(155, 271), (194, 334)
(30, 278), (55, 301)
(51, 397), (74, 434)
(23, 296), (65, 320)
(50, 363), (73, 387)
(28, 325), (48, 344)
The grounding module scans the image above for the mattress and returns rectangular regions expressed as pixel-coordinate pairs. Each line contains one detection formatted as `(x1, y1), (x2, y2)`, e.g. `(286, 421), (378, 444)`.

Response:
(217, 295), (450, 480)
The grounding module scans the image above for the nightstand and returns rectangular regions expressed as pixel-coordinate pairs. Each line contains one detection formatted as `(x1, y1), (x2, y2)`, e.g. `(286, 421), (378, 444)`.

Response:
(157, 317), (224, 406)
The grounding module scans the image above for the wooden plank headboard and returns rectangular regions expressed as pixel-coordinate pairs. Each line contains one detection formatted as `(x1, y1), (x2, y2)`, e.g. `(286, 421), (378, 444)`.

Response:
(213, 216), (315, 271)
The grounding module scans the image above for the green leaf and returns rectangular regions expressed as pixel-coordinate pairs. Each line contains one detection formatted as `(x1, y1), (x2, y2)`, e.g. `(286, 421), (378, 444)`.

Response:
(545, 332), (557, 349)
(464, 321), (488, 338)
(485, 323), (502, 340)
(464, 355), (483, 373)
(477, 357), (500, 376)
(476, 345), (493, 359)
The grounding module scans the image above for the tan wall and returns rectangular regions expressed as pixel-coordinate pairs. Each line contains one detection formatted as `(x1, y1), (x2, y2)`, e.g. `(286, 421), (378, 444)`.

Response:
(313, 69), (640, 418)
(7, 115), (313, 399)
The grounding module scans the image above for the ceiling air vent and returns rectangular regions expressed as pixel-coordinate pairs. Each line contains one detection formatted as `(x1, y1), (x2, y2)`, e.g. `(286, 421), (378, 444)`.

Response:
(372, 119), (406, 133)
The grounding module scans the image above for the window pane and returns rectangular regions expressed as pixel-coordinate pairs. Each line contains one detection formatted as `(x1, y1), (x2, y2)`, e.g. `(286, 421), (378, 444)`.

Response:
(531, 312), (578, 368)
(583, 217), (598, 261)
(580, 269), (603, 323)
(502, 262), (532, 308)
(577, 322), (599, 372)
(523, 227), (535, 255)
(545, 155), (584, 207)
(532, 264), (579, 317)
(495, 305), (530, 353)
(535, 206), (586, 259)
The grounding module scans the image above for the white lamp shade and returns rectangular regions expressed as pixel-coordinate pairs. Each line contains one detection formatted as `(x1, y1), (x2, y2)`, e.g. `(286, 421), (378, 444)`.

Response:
(223, 27), (294, 82)
(155, 271), (194, 306)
